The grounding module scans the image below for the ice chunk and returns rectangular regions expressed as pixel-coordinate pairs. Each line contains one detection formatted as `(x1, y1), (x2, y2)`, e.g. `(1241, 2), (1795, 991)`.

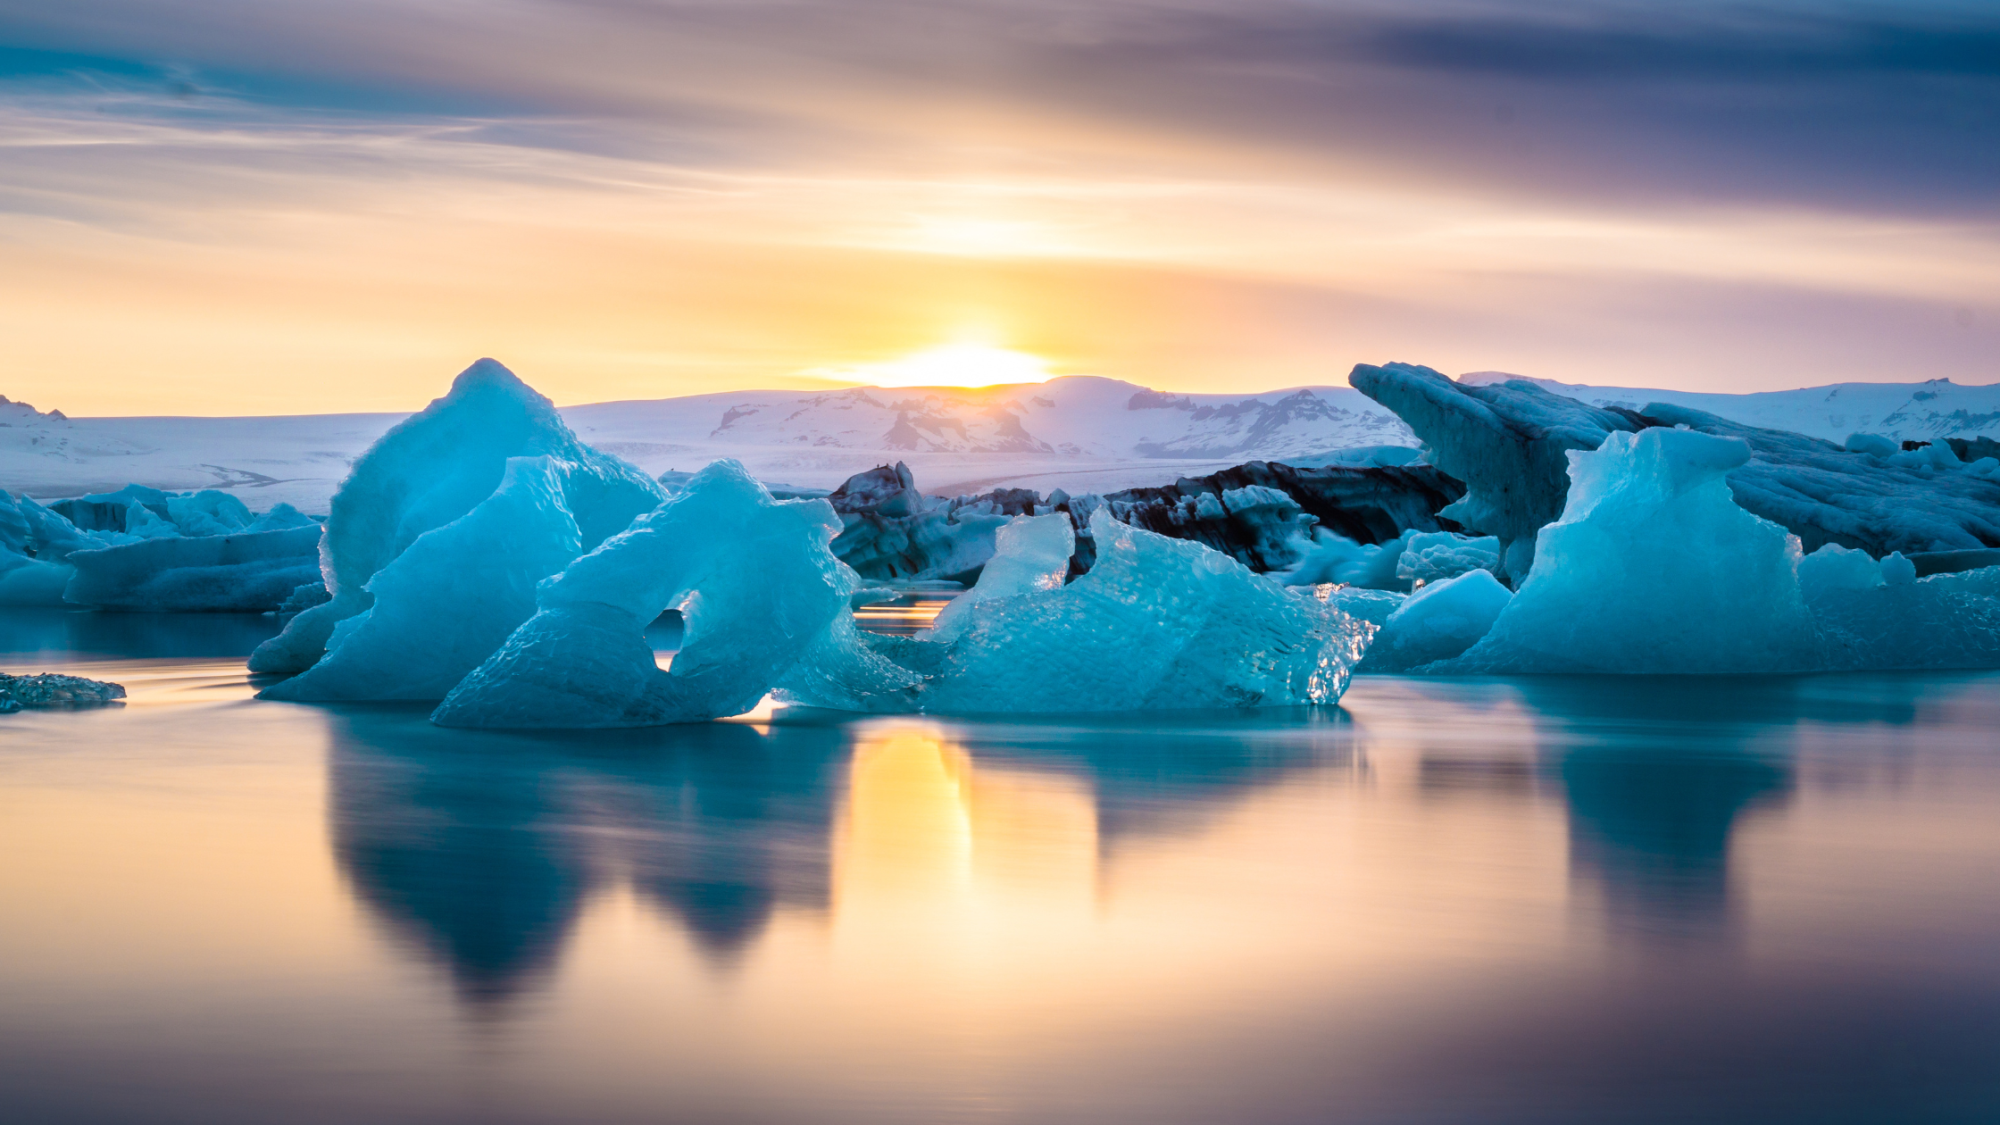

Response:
(926, 513), (1073, 643)
(434, 460), (917, 728)
(1284, 529), (1413, 590)
(1394, 530), (1502, 587)
(1809, 564), (2000, 671)
(0, 672), (125, 711)
(49, 484), (174, 534)
(0, 556), (71, 606)
(1424, 427), (2000, 674)
(1796, 543), (1882, 593)
(1439, 429), (1819, 673)
(828, 463), (1011, 583)
(0, 491), (29, 556)
(1349, 362), (1643, 582)
(122, 500), (182, 540)
(1097, 460), (1460, 576)
(9, 494), (110, 562)
(840, 511), (1371, 713)
(1888, 442), (1962, 472)
(438, 467), (1372, 727)
(1845, 432), (1899, 458)
(63, 525), (324, 612)
(246, 502), (319, 532)
(249, 359), (665, 675)
(1363, 569), (1513, 672)
(261, 456), (587, 702)
(1634, 403), (2000, 557)
(164, 491), (254, 537)
(1, 492), (82, 605)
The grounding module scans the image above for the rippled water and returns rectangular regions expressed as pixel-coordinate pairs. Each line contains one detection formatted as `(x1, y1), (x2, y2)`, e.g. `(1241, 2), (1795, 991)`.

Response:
(2, 612), (1998, 1124)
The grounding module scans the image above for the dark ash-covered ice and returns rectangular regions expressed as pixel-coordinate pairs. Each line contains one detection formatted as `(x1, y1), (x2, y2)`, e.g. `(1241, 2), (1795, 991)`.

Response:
(0, 672), (126, 712)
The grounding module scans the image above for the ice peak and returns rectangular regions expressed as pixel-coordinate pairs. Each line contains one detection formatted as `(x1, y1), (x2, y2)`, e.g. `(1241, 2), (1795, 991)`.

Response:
(449, 357), (530, 393)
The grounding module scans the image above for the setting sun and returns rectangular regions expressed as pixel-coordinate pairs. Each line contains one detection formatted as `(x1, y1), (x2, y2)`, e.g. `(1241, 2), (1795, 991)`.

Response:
(825, 343), (1056, 389)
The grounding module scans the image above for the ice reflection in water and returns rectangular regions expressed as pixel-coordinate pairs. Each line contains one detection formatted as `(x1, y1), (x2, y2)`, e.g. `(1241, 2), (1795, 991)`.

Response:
(2, 621), (1998, 1124)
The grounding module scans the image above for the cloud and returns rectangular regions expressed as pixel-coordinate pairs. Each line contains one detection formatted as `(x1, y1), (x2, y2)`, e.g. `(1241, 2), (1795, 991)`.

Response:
(0, 0), (1995, 410)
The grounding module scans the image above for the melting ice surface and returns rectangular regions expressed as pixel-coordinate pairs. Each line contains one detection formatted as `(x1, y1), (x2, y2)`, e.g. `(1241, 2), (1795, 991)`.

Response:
(4, 616), (2000, 1125)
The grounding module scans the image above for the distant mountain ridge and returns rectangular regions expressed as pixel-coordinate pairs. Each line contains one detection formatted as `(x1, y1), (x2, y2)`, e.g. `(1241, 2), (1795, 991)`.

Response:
(583, 376), (1416, 461)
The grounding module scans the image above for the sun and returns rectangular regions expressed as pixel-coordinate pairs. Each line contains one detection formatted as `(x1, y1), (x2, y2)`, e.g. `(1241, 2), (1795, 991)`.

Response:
(858, 343), (1054, 389)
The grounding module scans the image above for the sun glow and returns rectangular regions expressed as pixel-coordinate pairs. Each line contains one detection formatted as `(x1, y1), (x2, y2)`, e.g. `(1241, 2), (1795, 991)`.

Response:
(824, 343), (1056, 389)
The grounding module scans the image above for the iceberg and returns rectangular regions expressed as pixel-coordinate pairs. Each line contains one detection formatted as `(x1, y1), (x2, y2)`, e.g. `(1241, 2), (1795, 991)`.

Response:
(1635, 403), (2000, 558)
(1284, 529), (1413, 590)
(0, 491), (72, 606)
(818, 456), (1465, 587)
(1093, 459), (1464, 577)
(1282, 527), (1500, 592)
(1352, 362), (2000, 584)
(1436, 429), (1818, 673)
(434, 460), (917, 728)
(260, 457), (591, 702)
(925, 513), (1073, 643)
(250, 359), (665, 680)
(1360, 569), (1512, 673)
(1424, 428), (2000, 674)
(1349, 362), (1642, 583)
(434, 465), (1370, 728)
(805, 510), (1372, 714)
(62, 525), (325, 612)
(1395, 531), (1502, 587)
(2, 483), (328, 611)
(826, 463), (1014, 583)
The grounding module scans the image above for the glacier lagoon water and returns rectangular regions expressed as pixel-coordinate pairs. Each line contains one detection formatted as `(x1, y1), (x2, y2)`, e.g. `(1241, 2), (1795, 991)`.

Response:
(3, 613), (1999, 1124)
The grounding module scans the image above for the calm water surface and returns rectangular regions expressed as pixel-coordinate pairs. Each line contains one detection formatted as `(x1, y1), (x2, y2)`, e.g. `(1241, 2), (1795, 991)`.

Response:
(2, 611), (1998, 1124)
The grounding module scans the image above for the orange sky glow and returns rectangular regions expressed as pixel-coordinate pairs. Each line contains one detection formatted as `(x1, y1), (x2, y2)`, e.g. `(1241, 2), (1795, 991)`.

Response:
(2, 1), (1996, 415)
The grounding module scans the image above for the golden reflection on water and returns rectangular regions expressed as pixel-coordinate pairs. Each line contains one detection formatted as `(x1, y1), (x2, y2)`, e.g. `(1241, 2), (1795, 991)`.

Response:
(6, 654), (2000, 1124)
(834, 720), (1097, 919)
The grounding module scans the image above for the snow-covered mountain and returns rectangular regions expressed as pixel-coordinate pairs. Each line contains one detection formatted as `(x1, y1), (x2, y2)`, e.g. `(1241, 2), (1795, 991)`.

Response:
(3, 372), (1996, 514)
(565, 376), (1411, 460)
(1460, 373), (2000, 445)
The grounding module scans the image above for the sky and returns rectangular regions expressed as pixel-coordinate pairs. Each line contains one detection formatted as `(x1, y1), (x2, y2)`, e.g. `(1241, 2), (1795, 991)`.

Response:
(1, 0), (1997, 415)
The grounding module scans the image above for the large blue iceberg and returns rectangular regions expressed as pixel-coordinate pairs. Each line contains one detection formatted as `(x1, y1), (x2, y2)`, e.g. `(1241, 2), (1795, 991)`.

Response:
(254, 359), (666, 694)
